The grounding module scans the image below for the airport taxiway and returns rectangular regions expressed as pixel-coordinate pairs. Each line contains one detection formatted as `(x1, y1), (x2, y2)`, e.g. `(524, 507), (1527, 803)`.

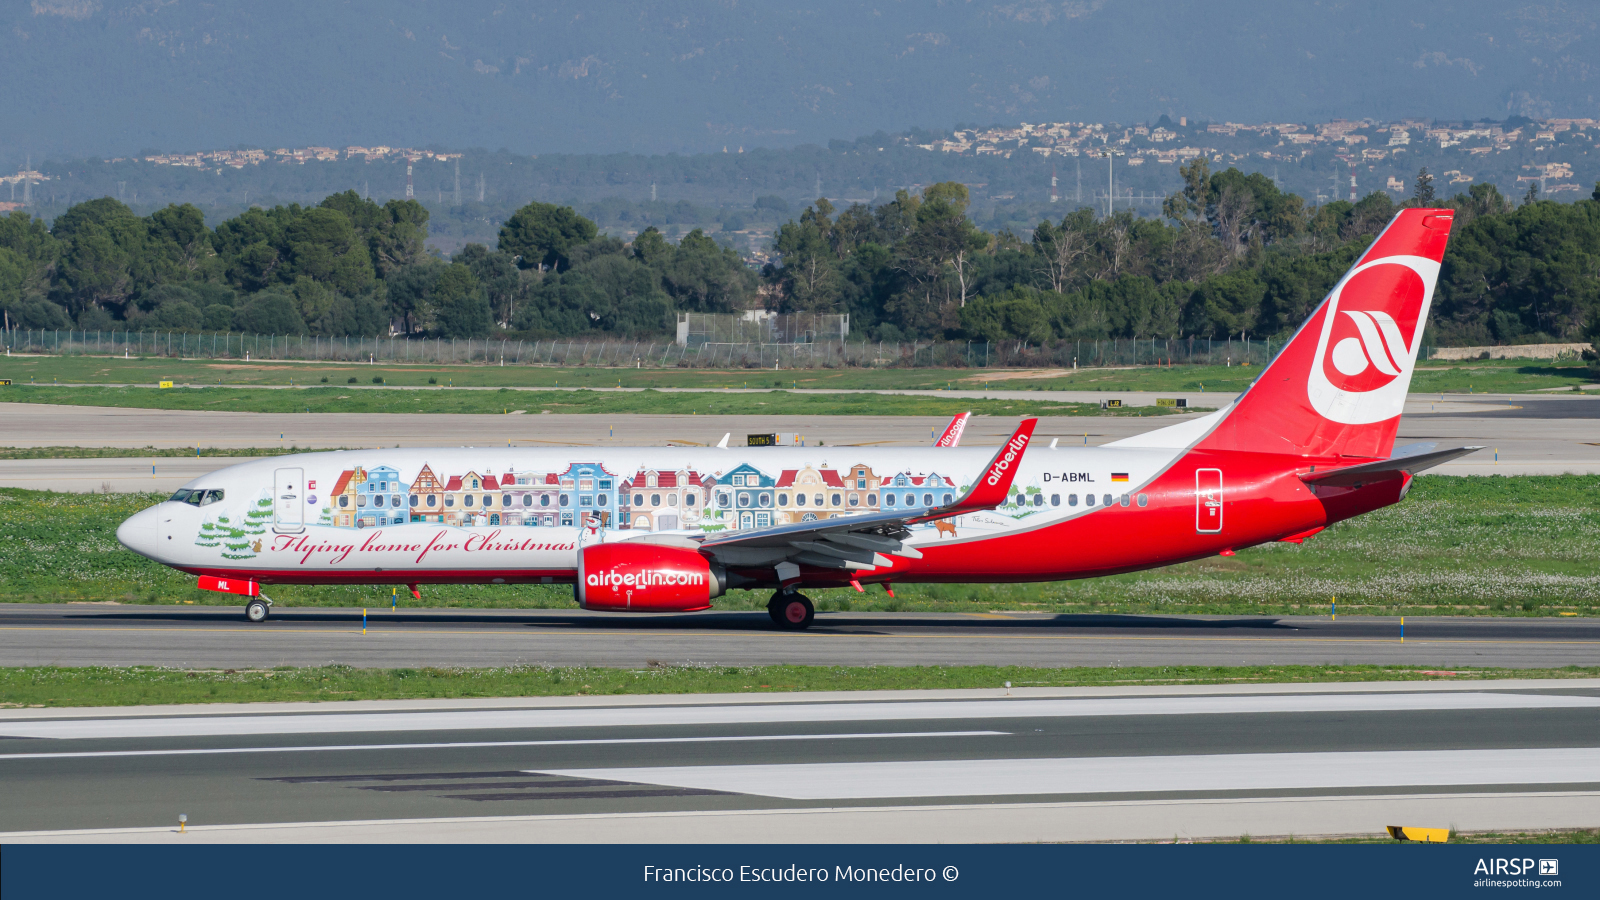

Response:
(0, 605), (1594, 669)
(0, 680), (1595, 842)
(0, 393), (1595, 490)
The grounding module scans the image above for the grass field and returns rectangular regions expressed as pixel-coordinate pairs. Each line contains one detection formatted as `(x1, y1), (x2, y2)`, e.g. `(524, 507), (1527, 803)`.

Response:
(1, 353), (1592, 394)
(1, 663), (1592, 708)
(1197, 828), (1600, 845)
(0, 385), (1177, 418)
(3, 475), (1595, 617)
(0, 446), (320, 460)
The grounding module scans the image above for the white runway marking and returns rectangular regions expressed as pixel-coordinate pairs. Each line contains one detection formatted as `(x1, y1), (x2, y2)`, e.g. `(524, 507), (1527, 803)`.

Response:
(2, 691), (1595, 740)
(0, 731), (1003, 761)
(538, 747), (1600, 800)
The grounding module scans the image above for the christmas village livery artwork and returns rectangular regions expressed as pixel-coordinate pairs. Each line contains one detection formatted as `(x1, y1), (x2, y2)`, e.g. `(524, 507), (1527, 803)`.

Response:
(193, 458), (1059, 561)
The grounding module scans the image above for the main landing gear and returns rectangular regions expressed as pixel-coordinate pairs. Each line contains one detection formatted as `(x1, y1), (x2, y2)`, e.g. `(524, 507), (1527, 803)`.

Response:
(767, 591), (815, 631)
(245, 595), (274, 623)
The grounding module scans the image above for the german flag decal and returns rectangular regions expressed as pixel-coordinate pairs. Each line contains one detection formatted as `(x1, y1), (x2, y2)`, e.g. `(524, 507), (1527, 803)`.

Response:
(1110, 473), (1129, 482)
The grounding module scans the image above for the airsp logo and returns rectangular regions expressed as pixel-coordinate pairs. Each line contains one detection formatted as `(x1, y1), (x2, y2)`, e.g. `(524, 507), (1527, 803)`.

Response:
(1307, 255), (1439, 425)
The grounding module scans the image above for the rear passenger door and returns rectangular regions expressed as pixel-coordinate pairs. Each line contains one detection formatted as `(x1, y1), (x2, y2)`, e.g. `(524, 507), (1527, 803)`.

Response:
(1196, 469), (1223, 534)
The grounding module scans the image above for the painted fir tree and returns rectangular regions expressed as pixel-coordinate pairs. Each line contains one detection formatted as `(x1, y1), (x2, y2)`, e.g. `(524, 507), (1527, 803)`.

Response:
(194, 518), (222, 549)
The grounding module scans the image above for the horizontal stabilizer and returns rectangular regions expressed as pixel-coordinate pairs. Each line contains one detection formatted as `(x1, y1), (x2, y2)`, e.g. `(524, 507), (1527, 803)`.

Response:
(1301, 446), (1481, 487)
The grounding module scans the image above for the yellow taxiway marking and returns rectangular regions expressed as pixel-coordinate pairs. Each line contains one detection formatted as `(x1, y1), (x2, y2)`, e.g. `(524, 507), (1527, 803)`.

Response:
(0, 624), (1594, 647)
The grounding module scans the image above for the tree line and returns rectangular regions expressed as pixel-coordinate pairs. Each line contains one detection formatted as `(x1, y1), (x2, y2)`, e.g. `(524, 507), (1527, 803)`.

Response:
(3, 166), (1599, 349)
(768, 164), (1600, 348)
(0, 192), (757, 339)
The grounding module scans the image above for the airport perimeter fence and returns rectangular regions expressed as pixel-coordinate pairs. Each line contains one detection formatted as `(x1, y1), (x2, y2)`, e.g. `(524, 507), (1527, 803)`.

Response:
(6, 327), (1502, 370)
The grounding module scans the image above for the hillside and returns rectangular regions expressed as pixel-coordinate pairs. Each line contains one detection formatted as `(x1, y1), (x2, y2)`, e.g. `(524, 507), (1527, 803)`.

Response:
(3, 1), (1598, 161)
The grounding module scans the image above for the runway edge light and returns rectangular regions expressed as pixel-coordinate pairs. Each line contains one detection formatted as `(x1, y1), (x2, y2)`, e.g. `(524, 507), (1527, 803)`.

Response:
(1387, 825), (1449, 843)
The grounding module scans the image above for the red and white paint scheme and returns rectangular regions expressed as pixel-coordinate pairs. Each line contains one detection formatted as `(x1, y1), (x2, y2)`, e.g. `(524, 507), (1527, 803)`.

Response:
(118, 209), (1475, 628)
(935, 412), (971, 447)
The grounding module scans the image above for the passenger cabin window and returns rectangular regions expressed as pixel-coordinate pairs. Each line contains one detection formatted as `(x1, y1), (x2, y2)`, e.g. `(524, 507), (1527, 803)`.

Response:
(1085, 494), (1096, 507)
(1137, 493), (1149, 507)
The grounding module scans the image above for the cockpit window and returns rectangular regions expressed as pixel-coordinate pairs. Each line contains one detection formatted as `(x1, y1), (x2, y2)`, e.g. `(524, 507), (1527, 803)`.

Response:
(168, 489), (224, 507)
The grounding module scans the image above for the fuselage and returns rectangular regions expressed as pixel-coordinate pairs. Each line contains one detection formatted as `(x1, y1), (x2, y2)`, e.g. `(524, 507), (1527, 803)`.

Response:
(115, 437), (1396, 592)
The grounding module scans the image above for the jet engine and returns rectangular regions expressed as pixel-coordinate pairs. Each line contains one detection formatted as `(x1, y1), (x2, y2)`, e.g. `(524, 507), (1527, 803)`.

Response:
(577, 541), (726, 612)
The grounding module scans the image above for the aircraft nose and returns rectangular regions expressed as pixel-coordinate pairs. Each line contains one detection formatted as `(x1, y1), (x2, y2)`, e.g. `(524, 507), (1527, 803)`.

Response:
(116, 506), (163, 560)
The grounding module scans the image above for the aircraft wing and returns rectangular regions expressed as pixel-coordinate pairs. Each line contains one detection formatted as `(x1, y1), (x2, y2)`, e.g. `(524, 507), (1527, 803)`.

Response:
(1300, 445), (1482, 488)
(689, 418), (1037, 574)
(935, 411), (972, 446)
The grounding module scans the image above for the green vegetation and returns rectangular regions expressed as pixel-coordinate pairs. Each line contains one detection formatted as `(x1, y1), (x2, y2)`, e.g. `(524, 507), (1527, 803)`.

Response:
(1194, 828), (1600, 845)
(3, 475), (1596, 617)
(0, 447), (309, 460)
(2, 663), (1593, 708)
(3, 352), (1589, 394)
(6, 162), (1600, 355)
(0, 385), (1165, 418)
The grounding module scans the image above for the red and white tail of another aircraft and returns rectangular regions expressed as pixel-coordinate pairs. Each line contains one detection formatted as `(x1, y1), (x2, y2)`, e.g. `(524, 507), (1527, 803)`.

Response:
(119, 209), (1476, 628)
(935, 412), (971, 446)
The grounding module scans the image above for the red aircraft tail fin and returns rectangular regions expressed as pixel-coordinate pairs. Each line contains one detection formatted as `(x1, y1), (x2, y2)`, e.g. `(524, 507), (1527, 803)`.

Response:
(1198, 208), (1454, 460)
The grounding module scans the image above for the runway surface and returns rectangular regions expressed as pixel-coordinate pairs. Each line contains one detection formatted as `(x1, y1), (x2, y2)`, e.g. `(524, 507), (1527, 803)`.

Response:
(1, 680), (1595, 842)
(2, 394), (1595, 490)
(2, 604), (1594, 668)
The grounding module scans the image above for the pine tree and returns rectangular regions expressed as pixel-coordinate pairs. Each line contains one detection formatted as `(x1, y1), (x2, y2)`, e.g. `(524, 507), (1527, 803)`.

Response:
(1412, 168), (1435, 206)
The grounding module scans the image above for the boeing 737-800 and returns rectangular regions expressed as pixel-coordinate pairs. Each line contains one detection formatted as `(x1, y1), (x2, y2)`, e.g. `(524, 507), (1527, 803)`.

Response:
(117, 208), (1473, 629)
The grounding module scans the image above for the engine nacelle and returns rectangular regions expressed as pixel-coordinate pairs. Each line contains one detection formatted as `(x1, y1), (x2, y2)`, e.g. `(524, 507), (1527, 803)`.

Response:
(577, 541), (725, 612)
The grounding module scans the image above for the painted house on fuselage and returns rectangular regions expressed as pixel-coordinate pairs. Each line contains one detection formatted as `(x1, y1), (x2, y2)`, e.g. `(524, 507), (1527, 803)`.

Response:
(557, 463), (617, 528)
(880, 471), (958, 512)
(621, 467), (708, 531)
(708, 462), (777, 530)
(408, 464), (445, 523)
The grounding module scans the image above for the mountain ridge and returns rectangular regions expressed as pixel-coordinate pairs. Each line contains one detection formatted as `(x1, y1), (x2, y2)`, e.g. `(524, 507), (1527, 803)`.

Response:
(3, 1), (1597, 162)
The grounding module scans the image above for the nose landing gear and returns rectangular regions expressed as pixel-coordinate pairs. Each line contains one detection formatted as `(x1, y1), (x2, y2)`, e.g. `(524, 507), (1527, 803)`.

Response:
(245, 595), (274, 623)
(767, 591), (815, 630)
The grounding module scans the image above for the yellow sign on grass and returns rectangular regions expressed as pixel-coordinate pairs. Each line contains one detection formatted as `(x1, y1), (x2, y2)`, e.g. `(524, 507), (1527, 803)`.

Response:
(159, 381), (174, 389)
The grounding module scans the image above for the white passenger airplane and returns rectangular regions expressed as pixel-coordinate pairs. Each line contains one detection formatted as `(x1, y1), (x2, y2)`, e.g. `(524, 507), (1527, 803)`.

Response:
(118, 209), (1474, 629)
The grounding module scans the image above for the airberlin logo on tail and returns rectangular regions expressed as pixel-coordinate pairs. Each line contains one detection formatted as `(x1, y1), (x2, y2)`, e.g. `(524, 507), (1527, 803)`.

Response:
(1321, 262), (1425, 394)
(985, 433), (1031, 486)
(1308, 255), (1439, 425)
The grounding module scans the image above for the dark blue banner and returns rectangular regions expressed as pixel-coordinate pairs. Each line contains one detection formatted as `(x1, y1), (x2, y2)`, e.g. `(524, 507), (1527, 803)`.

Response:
(3, 844), (1594, 899)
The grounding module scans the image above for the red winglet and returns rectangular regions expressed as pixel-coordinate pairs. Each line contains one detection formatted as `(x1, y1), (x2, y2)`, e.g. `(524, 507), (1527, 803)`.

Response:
(935, 411), (971, 447)
(938, 417), (1037, 516)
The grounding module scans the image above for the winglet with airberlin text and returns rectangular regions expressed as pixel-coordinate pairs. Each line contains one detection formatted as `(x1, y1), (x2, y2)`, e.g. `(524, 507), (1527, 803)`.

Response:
(913, 417), (1037, 521)
(935, 411), (972, 447)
